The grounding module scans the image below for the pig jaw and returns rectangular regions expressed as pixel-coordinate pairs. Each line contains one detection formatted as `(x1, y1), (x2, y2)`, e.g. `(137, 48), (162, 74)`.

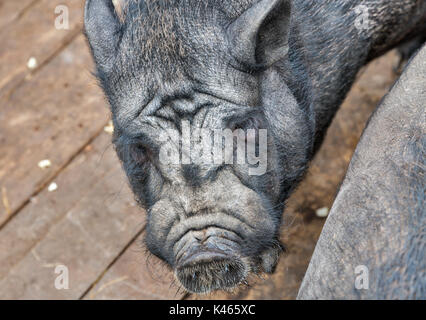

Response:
(143, 178), (283, 294)
(174, 229), (249, 294)
(147, 223), (282, 294)
(146, 208), (282, 294)
(172, 227), (282, 294)
(141, 169), (283, 293)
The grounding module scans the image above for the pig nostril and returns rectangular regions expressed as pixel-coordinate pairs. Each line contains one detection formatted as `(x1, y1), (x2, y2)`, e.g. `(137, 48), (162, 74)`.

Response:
(194, 235), (203, 242)
(192, 230), (208, 243)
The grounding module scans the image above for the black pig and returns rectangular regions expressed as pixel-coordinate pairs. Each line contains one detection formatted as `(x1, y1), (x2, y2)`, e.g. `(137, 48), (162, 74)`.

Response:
(84, 0), (426, 293)
(298, 44), (425, 299)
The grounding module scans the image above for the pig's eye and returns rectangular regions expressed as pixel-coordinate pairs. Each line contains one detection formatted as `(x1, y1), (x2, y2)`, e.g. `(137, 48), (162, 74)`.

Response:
(129, 144), (150, 164)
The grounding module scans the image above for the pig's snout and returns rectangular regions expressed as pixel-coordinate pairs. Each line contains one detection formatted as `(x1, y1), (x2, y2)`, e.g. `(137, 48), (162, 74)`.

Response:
(174, 229), (247, 293)
(146, 200), (280, 293)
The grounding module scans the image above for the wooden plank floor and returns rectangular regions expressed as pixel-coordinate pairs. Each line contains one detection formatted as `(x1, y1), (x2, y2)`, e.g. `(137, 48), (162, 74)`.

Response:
(0, 0), (399, 300)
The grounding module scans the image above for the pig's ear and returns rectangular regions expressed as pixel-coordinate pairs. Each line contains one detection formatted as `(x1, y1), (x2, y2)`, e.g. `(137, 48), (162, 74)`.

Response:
(227, 0), (291, 67)
(84, 0), (122, 72)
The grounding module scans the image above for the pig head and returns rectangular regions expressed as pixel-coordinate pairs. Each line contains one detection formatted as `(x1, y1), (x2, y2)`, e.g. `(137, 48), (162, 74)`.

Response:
(84, 0), (313, 293)
(83, 0), (425, 294)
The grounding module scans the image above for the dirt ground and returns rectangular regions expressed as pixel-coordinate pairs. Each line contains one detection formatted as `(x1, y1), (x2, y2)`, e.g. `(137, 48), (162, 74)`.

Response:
(0, 0), (400, 300)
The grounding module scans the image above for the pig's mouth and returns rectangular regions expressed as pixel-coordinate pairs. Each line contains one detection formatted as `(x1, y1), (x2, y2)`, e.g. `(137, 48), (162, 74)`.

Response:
(148, 200), (281, 294)
(171, 223), (279, 294)
(173, 226), (248, 293)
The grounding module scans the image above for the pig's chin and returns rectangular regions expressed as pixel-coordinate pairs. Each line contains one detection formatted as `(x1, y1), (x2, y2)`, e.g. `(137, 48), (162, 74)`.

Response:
(174, 232), (246, 294)
(173, 228), (280, 294)
(175, 253), (248, 294)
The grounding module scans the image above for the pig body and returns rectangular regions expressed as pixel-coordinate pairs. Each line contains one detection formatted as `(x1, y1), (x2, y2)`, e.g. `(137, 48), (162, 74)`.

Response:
(84, 0), (426, 293)
(298, 45), (426, 300)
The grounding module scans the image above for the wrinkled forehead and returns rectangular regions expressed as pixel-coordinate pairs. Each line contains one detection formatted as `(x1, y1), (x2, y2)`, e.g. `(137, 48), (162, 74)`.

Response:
(108, 1), (260, 126)
(114, 89), (261, 138)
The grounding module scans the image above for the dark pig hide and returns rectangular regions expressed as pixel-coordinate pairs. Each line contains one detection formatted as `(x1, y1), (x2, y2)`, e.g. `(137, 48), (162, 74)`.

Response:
(84, 0), (426, 293)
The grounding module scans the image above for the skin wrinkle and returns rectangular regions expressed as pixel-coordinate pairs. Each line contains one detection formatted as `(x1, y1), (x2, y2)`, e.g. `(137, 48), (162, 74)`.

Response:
(174, 227), (245, 264)
(85, 0), (426, 293)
